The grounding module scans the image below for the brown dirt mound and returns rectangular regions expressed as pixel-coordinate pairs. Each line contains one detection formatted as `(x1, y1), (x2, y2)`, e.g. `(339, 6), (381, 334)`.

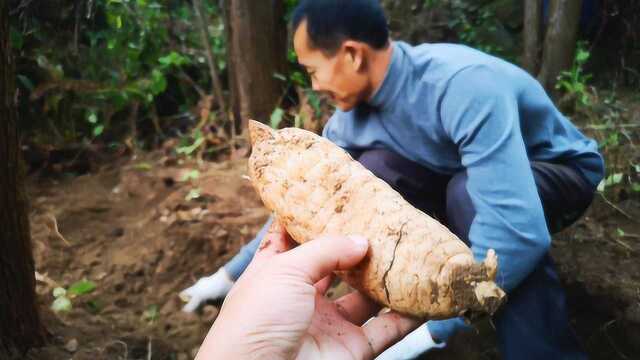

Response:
(22, 153), (640, 360)
(26, 154), (268, 359)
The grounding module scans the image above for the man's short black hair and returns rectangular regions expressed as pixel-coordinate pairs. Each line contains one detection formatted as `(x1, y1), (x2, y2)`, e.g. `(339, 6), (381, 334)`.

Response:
(292, 0), (389, 55)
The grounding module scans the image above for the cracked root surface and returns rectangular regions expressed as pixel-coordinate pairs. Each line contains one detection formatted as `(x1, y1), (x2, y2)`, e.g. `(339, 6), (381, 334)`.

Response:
(247, 121), (505, 318)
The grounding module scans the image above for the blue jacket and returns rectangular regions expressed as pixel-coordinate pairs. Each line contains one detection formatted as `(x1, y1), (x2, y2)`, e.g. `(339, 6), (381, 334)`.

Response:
(322, 41), (605, 340)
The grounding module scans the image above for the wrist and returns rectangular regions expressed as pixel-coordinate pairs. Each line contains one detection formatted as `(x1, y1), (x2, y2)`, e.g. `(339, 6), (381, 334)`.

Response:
(426, 328), (446, 348)
(211, 268), (234, 284)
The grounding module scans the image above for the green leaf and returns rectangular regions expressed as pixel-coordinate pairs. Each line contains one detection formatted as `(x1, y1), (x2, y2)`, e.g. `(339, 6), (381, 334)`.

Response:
(270, 108), (285, 129)
(158, 52), (189, 67)
(185, 188), (201, 201)
(306, 91), (322, 117)
(107, 38), (117, 50)
(632, 183), (640, 193)
(51, 296), (72, 313)
(93, 125), (105, 136)
(176, 137), (205, 156)
(217, 59), (226, 71)
(294, 114), (303, 128)
(17, 75), (34, 91)
(68, 280), (97, 296)
(576, 49), (590, 63)
(287, 49), (298, 63)
(53, 287), (67, 298)
(134, 162), (153, 171)
(180, 169), (200, 182)
(617, 228), (625, 237)
(150, 69), (167, 94)
(87, 111), (98, 124)
(273, 73), (287, 81)
(143, 304), (159, 322)
(290, 71), (308, 87)
(605, 173), (624, 186)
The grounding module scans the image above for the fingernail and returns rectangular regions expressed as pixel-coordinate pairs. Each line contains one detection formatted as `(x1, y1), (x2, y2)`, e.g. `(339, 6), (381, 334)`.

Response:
(349, 235), (369, 251)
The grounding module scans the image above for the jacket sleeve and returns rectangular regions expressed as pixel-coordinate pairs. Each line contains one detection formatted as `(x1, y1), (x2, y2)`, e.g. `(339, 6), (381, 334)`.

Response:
(428, 66), (551, 341)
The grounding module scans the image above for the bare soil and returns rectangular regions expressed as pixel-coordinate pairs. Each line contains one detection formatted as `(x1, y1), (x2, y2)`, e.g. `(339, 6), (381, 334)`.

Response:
(21, 153), (640, 360)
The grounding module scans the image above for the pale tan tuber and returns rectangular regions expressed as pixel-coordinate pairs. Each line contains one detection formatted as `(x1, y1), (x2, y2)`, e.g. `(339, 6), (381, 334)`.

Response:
(247, 120), (506, 319)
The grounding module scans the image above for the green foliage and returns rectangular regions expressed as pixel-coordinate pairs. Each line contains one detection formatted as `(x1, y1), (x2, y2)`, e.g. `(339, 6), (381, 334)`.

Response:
(176, 131), (206, 157)
(185, 188), (201, 201)
(12, 0), (226, 144)
(68, 279), (97, 296)
(284, 0), (301, 21)
(51, 287), (72, 313)
(556, 42), (593, 108)
(424, 0), (513, 60)
(133, 162), (153, 171)
(270, 107), (286, 129)
(143, 304), (159, 323)
(586, 91), (639, 200)
(51, 279), (97, 313)
(180, 169), (201, 182)
(83, 1), (174, 104)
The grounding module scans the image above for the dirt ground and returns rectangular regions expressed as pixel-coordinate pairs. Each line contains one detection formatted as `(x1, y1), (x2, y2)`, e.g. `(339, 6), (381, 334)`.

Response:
(21, 152), (640, 360)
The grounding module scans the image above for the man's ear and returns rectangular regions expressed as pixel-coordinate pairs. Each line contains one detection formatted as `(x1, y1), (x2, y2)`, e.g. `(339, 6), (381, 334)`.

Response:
(342, 40), (365, 71)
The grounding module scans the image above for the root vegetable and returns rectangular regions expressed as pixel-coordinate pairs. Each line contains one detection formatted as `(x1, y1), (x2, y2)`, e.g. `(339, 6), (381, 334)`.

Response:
(247, 120), (505, 319)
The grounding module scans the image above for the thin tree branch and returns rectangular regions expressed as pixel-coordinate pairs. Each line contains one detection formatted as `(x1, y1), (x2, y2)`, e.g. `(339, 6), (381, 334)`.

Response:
(598, 193), (638, 223)
(192, 0), (228, 127)
(193, 0), (236, 156)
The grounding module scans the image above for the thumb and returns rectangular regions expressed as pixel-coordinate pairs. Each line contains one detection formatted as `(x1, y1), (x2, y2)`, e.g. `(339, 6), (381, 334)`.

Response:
(281, 235), (369, 284)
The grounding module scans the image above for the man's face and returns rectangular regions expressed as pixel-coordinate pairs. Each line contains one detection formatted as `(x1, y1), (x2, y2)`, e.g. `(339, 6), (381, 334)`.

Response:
(293, 21), (369, 112)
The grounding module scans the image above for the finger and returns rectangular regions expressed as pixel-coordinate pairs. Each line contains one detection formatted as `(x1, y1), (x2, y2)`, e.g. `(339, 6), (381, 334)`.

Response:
(314, 274), (334, 295)
(281, 234), (369, 285)
(252, 220), (294, 262)
(333, 291), (381, 326)
(362, 311), (421, 356)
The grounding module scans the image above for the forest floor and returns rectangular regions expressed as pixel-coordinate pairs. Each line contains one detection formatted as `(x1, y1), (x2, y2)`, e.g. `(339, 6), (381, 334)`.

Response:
(21, 147), (640, 360)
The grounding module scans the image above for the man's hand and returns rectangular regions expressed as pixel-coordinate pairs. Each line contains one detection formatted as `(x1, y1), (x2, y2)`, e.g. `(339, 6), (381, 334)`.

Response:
(179, 268), (235, 312)
(195, 221), (420, 359)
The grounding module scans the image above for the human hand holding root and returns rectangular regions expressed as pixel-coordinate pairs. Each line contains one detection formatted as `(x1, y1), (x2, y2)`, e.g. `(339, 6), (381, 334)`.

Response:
(195, 221), (420, 360)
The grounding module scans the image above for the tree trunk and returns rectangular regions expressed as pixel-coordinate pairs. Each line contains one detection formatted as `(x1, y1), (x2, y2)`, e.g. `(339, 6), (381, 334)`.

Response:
(537, 0), (583, 94)
(0, 0), (48, 355)
(523, 0), (543, 75)
(225, 0), (288, 134)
